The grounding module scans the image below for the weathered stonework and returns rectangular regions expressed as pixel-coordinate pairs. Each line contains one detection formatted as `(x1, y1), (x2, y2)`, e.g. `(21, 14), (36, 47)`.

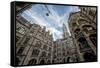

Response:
(16, 15), (53, 65)
(15, 4), (97, 66)
(68, 6), (97, 62)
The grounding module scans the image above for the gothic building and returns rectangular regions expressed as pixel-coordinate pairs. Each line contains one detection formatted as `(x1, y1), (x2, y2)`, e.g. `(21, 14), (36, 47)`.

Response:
(68, 6), (97, 62)
(16, 3), (53, 66)
(16, 14), (53, 65)
(52, 23), (79, 64)
(16, 14), (78, 65)
(15, 3), (97, 66)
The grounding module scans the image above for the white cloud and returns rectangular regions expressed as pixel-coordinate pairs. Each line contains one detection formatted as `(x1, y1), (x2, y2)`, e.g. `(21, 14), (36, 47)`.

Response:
(48, 27), (63, 40)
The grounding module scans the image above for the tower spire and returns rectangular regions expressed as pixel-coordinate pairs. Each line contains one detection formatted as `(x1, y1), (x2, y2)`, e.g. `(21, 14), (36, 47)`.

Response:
(63, 23), (69, 38)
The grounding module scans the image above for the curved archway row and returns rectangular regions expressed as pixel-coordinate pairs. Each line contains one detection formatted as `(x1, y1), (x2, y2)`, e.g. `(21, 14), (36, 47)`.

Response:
(27, 58), (37, 65)
(39, 59), (47, 65)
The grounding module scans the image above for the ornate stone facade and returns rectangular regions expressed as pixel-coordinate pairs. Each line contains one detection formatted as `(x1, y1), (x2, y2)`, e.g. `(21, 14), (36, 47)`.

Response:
(16, 15), (78, 65)
(68, 6), (97, 62)
(15, 4), (97, 66)
(52, 23), (79, 64)
(16, 14), (53, 65)
(16, 3), (54, 66)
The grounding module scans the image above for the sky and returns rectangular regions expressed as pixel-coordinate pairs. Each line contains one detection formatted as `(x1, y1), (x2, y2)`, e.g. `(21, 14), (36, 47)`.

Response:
(21, 4), (80, 41)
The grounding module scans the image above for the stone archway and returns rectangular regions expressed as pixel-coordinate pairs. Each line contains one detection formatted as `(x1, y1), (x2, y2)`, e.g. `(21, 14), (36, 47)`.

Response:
(78, 37), (90, 49)
(83, 52), (97, 62)
(27, 59), (37, 65)
(39, 59), (46, 65)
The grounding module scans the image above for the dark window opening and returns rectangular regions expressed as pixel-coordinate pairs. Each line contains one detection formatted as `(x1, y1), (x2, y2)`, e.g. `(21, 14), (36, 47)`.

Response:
(39, 59), (45, 65)
(16, 57), (20, 65)
(67, 57), (71, 62)
(34, 41), (41, 48)
(32, 49), (40, 57)
(72, 22), (77, 27)
(83, 8), (85, 11)
(74, 28), (80, 38)
(89, 34), (97, 47)
(89, 10), (95, 16)
(83, 52), (97, 62)
(40, 51), (47, 57)
(28, 59), (37, 65)
(16, 36), (20, 43)
(23, 37), (30, 44)
(17, 47), (24, 55)
(43, 45), (48, 51)
(78, 37), (90, 49)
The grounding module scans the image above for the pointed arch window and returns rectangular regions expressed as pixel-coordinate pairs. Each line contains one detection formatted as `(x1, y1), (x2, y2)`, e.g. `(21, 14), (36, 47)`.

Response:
(78, 37), (90, 49)
(17, 47), (24, 55)
(28, 59), (37, 65)
(32, 49), (40, 57)
(89, 34), (97, 47)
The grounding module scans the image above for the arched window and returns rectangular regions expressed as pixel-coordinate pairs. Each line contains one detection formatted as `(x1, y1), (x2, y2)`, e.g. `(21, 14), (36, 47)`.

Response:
(17, 47), (24, 55)
(34, 41), (41, 48)
(78, 37), (90, 49)
(16, 36), (20, 43)
(47, 52), (51, 58)
(28, 59), (37, 65)
(82, 8), (86, 11)
(23, 37), (30, 44)
(43, 45), (48, 51)
(67, 57), (70, 62)
(32, 49), (40, 57)
(39, 59), (45, 65)
(89, 34), (97, 47)
(72, 22), (77, 27)
(74, 28), (80, 38)
(40, 51), (47, 57)
(74, 28), (80, 34)
(75, 32), (84, 39)
(52, 60), (55, 64)
(89, 10), (95, 17)
(78, 44), (84, 50)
